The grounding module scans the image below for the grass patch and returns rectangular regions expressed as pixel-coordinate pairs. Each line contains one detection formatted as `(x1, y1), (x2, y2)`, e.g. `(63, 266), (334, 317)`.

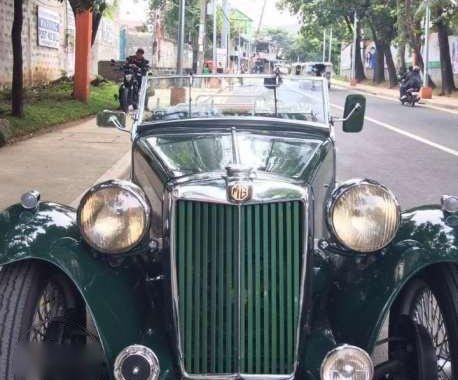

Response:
(0, 79), (118, 139)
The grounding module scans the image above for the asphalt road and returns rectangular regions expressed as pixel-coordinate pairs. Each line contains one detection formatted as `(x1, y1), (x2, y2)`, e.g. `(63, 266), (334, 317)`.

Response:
(330, 86), (458, 210)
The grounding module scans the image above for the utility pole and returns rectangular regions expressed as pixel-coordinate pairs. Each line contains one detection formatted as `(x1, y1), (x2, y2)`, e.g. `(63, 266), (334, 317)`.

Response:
(221, 0), (229, 69)
(322, 30), (327, 62)
(328, 27), (333, 62)
(351, 11), (358, 85)
(197, 0), (207, 74)
(256, 0), (267, 36)
(176, 0), (186, 75)
(213, 0), (217, 67)
(420, 0), (432, 98)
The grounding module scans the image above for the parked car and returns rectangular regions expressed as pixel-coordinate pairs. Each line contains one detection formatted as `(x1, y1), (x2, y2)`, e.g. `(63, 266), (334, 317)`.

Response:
(296, 62), (333, 89)
(0, 73), (457, 380)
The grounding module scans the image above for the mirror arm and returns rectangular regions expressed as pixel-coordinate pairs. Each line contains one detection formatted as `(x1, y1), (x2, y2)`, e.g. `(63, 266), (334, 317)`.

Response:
(109, 116), (129, 133)
(332, 103), (361, 123)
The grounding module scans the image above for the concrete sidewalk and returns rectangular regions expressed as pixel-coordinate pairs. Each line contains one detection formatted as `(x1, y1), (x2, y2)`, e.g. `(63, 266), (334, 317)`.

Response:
(0, 117), (131, 210)
(334, 79), (458, 111)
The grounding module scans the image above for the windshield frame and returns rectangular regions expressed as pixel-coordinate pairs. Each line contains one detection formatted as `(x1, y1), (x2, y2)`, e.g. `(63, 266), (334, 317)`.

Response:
(132, 74), (330, 139)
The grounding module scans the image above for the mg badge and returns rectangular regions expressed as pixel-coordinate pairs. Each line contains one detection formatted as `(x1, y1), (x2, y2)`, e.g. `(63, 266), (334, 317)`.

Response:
(228, 182), (251, 203)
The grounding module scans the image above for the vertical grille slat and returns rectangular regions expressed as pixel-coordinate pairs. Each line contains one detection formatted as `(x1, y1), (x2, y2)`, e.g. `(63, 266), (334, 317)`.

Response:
(175, 200), (303, 376)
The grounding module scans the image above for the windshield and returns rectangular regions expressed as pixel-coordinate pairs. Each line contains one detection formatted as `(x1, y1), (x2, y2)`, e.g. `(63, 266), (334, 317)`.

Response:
(145, 132), (321, 179)
(141, 75), (328, 124)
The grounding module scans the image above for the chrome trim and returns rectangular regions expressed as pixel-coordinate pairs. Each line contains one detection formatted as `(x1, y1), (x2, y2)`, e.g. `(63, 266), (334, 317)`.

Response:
(320, 344), (374, 380)
(114, 344), (160, 380)
(441, 195), (458, 214)
(169, 182), (310, 380)
(326, 178), (401, 253)
(76, 179), (151, 254)
(173, 178), (308, 205)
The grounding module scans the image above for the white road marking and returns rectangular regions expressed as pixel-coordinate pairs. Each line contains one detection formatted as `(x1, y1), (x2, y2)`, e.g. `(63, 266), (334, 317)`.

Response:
(331, 103), (458, 157)
(333, 85), (458, 116)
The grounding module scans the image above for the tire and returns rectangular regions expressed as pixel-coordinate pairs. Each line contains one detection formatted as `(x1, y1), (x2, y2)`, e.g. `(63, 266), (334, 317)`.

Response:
(390, 265), (458, 380)
(0, 262), (87, 379)
(119, 86), (129, 113)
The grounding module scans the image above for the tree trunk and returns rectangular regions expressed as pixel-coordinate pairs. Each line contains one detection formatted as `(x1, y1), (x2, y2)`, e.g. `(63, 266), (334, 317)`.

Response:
(373, 42), (386, 83)
(91, 11), (102, 46)
(385, 45), (398, 87)
(436, 19), (456, 94)
(397, 42), (406, 73)
(355, 22), (366, 81)
(11, 0), (23, 117)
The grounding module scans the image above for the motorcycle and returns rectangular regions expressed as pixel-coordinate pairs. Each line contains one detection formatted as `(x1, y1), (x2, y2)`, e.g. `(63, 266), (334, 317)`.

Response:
(401, 88), (420, 107)
(112, 60), (149, 112)
(399, 73), (421, 107)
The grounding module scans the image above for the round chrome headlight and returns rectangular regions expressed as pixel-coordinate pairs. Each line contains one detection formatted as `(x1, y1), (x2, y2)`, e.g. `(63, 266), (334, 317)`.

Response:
(77, 180), (150, 254)
(328, 179), (400, 253)
(321, 345), (373, 380)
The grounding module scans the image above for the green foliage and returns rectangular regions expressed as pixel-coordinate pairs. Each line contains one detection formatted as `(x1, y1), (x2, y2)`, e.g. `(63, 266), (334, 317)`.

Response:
(150, 0), (200, 43)
(66, 0), (107, 12)
(0, 81), (118, 139)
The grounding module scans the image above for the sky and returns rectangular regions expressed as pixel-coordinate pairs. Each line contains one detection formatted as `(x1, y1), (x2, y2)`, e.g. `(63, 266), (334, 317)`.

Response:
(119, 0), (301, 33)
(229, 0), (300, 33)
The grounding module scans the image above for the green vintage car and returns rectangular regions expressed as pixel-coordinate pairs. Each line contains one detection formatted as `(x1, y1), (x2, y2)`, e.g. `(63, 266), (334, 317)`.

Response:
(0, 74), (457, 380)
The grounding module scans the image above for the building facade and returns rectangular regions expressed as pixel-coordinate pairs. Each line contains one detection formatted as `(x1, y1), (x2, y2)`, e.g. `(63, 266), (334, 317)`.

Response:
(0, 0), (119, 88)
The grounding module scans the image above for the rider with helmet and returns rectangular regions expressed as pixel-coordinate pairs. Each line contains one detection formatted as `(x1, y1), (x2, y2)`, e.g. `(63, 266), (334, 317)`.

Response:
(400, 66), (421, 101)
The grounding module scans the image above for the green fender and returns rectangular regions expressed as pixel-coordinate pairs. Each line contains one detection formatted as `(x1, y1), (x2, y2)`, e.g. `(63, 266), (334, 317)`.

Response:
(0, 202), (176, 380)
(327, 205), (458, 354)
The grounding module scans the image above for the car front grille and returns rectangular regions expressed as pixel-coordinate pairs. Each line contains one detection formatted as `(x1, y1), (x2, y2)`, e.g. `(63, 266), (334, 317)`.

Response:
(174, 200), (304, 376)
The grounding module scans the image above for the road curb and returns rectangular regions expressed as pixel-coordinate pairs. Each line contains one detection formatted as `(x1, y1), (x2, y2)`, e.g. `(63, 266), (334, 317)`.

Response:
(70, 150), (131, 208)
(334, 80), (458, 112)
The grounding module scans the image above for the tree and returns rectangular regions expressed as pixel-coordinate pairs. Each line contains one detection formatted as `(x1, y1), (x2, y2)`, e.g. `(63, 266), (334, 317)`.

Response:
(367, 1), (398, 86)
(11, 0), (23, 117)
(150, 0), (201, 70)
(419, 0), (457, 94)
(279, 0), (368, 80)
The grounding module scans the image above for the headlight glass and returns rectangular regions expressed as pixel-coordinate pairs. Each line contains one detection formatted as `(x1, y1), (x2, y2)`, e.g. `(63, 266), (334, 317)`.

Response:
(321, 345), (373, 380)
(329, 180), (400, 252)
(78, 181), (150, 254)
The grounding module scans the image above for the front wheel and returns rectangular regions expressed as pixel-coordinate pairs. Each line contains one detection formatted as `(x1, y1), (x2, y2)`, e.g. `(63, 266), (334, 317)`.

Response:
(390, 266), (458, 379)
(119, 86), (129, 113)
(0, 262), (106, 380)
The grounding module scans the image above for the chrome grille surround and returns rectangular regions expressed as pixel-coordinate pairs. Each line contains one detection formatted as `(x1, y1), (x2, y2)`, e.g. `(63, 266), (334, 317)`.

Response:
(168, 179), (310, 380)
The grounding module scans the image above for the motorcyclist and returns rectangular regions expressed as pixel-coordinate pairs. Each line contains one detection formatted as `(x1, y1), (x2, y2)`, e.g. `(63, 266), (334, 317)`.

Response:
(400, 66), (421, 100)
(126, 48), (149, 70)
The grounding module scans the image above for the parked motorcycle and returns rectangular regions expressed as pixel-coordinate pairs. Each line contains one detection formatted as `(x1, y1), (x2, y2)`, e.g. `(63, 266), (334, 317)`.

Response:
(112, 60), (149, 112)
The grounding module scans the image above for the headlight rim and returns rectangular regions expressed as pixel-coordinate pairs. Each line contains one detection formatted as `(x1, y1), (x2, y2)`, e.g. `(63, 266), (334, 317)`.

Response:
(320, 344), (374, 380)
(326, 178), (401, 253)
(77, 179), (151, 255)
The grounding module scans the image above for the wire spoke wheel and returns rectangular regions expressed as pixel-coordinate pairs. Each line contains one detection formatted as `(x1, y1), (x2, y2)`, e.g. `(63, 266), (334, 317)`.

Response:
(29, 281), (66, 343)
(410, 288), (452, 380)
(390, 267), (458, 380)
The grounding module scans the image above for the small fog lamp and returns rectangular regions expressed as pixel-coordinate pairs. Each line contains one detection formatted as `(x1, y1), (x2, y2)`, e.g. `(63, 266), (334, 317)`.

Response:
(321, 345), (373, 380)
(442, 195), (458, 213)
(20, 190), (41, 210)
(114, 345), (160, 380)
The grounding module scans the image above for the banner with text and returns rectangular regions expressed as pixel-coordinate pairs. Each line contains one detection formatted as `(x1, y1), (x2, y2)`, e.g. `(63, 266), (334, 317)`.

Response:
(38, 6), (60, 49)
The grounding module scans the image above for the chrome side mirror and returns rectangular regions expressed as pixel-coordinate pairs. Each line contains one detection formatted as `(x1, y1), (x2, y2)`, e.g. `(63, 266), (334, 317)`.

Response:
(96, 110), (128, 132)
